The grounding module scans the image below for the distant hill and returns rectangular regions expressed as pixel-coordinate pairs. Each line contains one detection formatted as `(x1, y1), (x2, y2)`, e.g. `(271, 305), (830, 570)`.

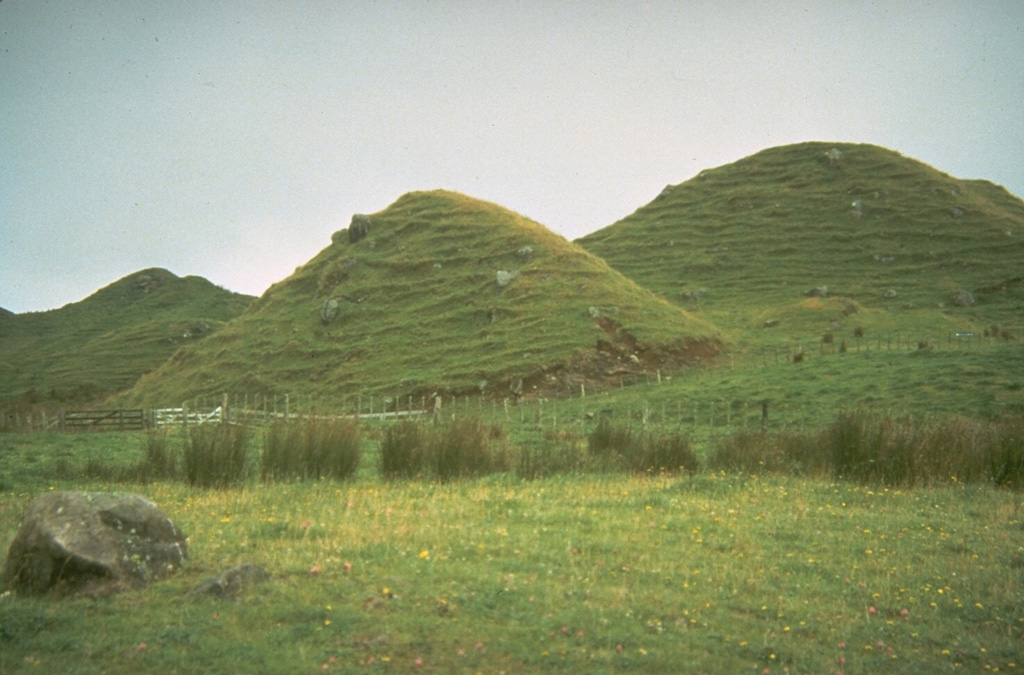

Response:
(120, 190), (720, 406)
(578, 142), (1024, 345)
(0, 268), (254, 406)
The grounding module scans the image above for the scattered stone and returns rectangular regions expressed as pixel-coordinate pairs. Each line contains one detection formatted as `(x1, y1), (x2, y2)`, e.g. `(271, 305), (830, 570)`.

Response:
(850, 199), (863, 220)
(186, 564), (270, 599)
(883, 289), (899, 299)
(3, 491), (187, 595)
(509, 378), (523, 397)
(805, 286), (829, 298)
(949, 206), (965, 219)
(763, 319), (780, 328)
(516, 246), (534, 262)
(433, 262), (442, 269)
(136, 273), (161, 293)
(950, 290), (976, 307)
(588, 306), (620, 319)
(496, 270), (519, 287)
(320, 298), (340, 324)
(824, 147), (844, 167)
(349, 214), (371, 243)
(679, 289), (706, 304)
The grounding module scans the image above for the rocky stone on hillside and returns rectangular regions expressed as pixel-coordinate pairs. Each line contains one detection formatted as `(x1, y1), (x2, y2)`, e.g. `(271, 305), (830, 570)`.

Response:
(950, 290), (977, 307)
(496, 270), (519, 287)
(949, 206), (965, 218)
(349, 214), (371, 243)
(883, 289), (899, 299)
(509, 378), (524, 397)
(588, 306), (620, 319)
(320, 298), (340, 324)
(824, 147), (844, 167)
(135, 273), (162, 294)
(850, 200), (863, 220)
(763, 319), (780, 328)
(3, 491), (187, 595)
(516, 246), (534, 261)
(186, 563), (270, 599)
(679, 289), (706, 305)
(805, 286), (829, 298)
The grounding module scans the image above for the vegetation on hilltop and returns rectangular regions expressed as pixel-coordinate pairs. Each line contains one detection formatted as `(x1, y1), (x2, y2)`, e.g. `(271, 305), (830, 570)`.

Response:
(0, 268), (253, 407)
(119, 190), (719, 406)
(578, 142), (1024, 352)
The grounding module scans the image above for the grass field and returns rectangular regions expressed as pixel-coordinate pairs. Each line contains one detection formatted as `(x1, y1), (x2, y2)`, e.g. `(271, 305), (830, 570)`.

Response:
(3, 142), (1022, 673)
(1, 428), (1021, 674)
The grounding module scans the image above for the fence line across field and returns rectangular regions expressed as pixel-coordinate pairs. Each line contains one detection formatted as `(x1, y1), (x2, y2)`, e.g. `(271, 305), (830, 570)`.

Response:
(1, 328), (1017, 434)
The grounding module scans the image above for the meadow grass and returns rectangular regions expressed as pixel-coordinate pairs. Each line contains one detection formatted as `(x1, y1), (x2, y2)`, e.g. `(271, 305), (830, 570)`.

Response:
(1, 431), (1022, 674)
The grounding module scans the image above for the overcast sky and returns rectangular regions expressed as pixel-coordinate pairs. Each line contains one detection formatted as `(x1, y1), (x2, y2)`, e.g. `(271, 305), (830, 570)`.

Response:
(2, 1), (1022, 313)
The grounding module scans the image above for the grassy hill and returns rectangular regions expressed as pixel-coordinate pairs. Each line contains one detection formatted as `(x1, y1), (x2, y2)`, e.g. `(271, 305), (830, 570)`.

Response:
(578, 142), (1024, 352)
(0, 269), (253, 406)
(119, 190), (720, 406)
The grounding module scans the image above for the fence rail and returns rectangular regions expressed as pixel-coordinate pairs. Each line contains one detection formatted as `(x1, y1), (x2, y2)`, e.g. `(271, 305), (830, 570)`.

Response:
(59, 409), (145, 431)
(153, 406), (223, 427)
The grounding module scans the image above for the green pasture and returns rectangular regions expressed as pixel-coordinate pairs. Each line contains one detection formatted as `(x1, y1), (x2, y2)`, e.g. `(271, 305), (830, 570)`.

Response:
(1, 423), (1022, 674)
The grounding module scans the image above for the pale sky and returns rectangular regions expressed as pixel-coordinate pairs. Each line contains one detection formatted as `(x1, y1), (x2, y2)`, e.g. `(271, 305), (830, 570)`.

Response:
(2, 1), (1022, 313)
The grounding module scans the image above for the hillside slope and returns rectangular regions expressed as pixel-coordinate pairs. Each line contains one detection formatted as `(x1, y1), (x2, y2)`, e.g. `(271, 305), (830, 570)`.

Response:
(121, 190), (720, 406)
(0, 269), (254, 405)
(578, 142), (1024, 345)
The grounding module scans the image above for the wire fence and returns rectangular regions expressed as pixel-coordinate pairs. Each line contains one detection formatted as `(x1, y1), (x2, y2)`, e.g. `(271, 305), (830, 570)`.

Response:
(2, 328), (1018, 435)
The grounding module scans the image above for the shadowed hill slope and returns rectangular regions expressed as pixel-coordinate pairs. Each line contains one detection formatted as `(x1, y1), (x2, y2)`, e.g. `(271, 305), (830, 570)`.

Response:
(578, 142), (1024, 345)
(120, 190), (720, 406)
(0, 269), (254, 405)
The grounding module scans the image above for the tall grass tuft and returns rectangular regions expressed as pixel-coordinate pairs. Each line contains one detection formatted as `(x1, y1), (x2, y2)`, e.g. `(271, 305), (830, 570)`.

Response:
(381, 419), (513, 481)
(990, 417), (1024, 490)
(710, 411), (1024, 489)
(631, 432), (700, 475)
(380, 421), (426, 479)
(183, 423), (249, 488)
(587, 418), (698, 475)
(432, 418), (512, 481)
(587, 417), (632, 469)
(516, 431), (588, 478)
(138, 429), (179, 481)
(708, 429), (788, 475)
(262, 417), (361, 481)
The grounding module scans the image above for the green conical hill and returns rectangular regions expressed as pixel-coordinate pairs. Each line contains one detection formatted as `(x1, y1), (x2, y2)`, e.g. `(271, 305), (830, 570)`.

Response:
(0, 269), (254, 405)
(578, 142), (1024, 341)
(121, 190), (720, 406)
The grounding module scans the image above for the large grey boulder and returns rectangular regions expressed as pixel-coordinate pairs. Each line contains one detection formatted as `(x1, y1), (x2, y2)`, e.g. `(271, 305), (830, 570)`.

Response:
(3, 491), (188, 595)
